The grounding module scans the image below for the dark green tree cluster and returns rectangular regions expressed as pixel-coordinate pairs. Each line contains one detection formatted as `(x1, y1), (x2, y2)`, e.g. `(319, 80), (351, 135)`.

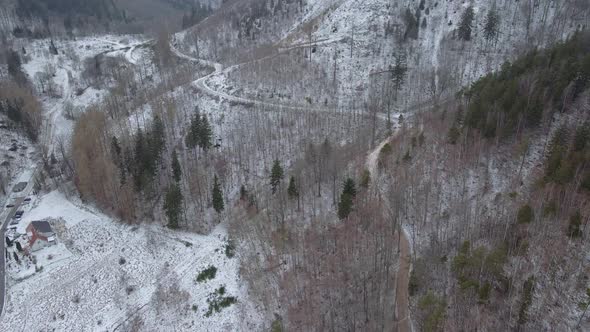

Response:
(110, 116), (165, 192)
(451, 241), (508, 303)
(417, 292), (446, 332)
(185, 110), (213, 151)
(464, 32), (590, 138)
(337, 178), (357, 219)
(544, 123), (590, 191)
(517, 204), (534, 224)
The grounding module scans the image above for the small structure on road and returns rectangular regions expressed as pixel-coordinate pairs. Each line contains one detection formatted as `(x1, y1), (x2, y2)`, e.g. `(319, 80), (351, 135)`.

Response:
(27, 220), (56, 251)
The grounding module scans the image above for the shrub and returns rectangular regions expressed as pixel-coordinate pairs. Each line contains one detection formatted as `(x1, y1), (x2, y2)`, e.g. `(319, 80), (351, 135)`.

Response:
(196, 265), (217, 283)
(271, 315), (283, 332)
(543, 201), (557, 217)
(567, 211), (583, 238)
(380, 143), (392, 155)
(418, 292), (446, 332)
(517, 276), (535, 326)
(452, 241), (507, 302)
(517, 204), (534, 224)
(204, 285), (237, 317)
(478, 282), (491, 304)
(224, 239), (235, 258)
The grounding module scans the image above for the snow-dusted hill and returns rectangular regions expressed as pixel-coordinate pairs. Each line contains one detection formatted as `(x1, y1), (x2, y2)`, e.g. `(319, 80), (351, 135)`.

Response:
(175, 0), (588, 116)
(0, 0), (587, 330)
(0, 190), (261, 331)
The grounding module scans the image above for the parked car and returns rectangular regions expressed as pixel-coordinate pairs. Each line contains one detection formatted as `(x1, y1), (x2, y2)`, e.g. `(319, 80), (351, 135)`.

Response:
(9, 219), (18, 225)
(23, 197), (32, 202)
(6, 204), (14, 208)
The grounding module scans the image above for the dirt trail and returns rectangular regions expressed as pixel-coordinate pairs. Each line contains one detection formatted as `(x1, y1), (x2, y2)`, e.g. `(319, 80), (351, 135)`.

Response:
(366, 135), (412, 332)
(394, 227), (412, 332)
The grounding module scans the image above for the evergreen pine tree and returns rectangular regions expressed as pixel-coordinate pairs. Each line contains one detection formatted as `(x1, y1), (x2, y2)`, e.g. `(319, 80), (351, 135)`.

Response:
(391, 53), (408, 96)
(111, 136), (122, 172)
(199, 114), (213, 151)
(171, 150), (182, 183)
(270, 159), (284, 194)
(212, 175), (224, 213)
(150, 114), (166, 163)
(338, 178), (357, 219)
(483, 8), (500, 42)
(164, 183), (183, 229)
(186, 110), (202, 149)
(111, 136), (121, 159)
(458, 6), (475, 41)
(287, 176), (299, 199)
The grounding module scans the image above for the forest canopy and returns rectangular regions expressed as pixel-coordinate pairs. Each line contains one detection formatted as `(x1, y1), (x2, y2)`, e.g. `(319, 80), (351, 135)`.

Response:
(464, 31), (590, 138)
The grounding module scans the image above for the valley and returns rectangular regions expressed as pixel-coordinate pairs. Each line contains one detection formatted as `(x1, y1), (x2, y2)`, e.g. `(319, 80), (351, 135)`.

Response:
(0, 0), (588, 331)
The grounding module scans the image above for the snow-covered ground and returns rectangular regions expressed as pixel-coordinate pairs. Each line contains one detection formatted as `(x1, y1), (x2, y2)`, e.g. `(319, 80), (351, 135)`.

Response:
(0, 190), (261, 331)
(0, 32), (262, 331)
(19, 35), (146, 153)
(0, 116), (37, 206)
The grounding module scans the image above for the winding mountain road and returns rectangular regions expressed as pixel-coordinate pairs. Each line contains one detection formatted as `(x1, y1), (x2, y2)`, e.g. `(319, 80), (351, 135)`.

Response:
(173, 33), (419, 330)
(169, 37), (361, 114)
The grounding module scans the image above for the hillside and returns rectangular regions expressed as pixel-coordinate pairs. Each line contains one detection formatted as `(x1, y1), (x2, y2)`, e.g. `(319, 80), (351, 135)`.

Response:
(0, 0), (588, 331)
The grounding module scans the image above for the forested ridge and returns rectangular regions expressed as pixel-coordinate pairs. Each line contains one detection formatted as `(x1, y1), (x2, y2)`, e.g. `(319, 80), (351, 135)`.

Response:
(395, 32), (590, 332)
(463, 32), (590, 138)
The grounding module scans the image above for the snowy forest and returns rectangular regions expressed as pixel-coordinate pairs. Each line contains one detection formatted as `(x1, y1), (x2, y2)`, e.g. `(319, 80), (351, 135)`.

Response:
(0, 0), (589, 331)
